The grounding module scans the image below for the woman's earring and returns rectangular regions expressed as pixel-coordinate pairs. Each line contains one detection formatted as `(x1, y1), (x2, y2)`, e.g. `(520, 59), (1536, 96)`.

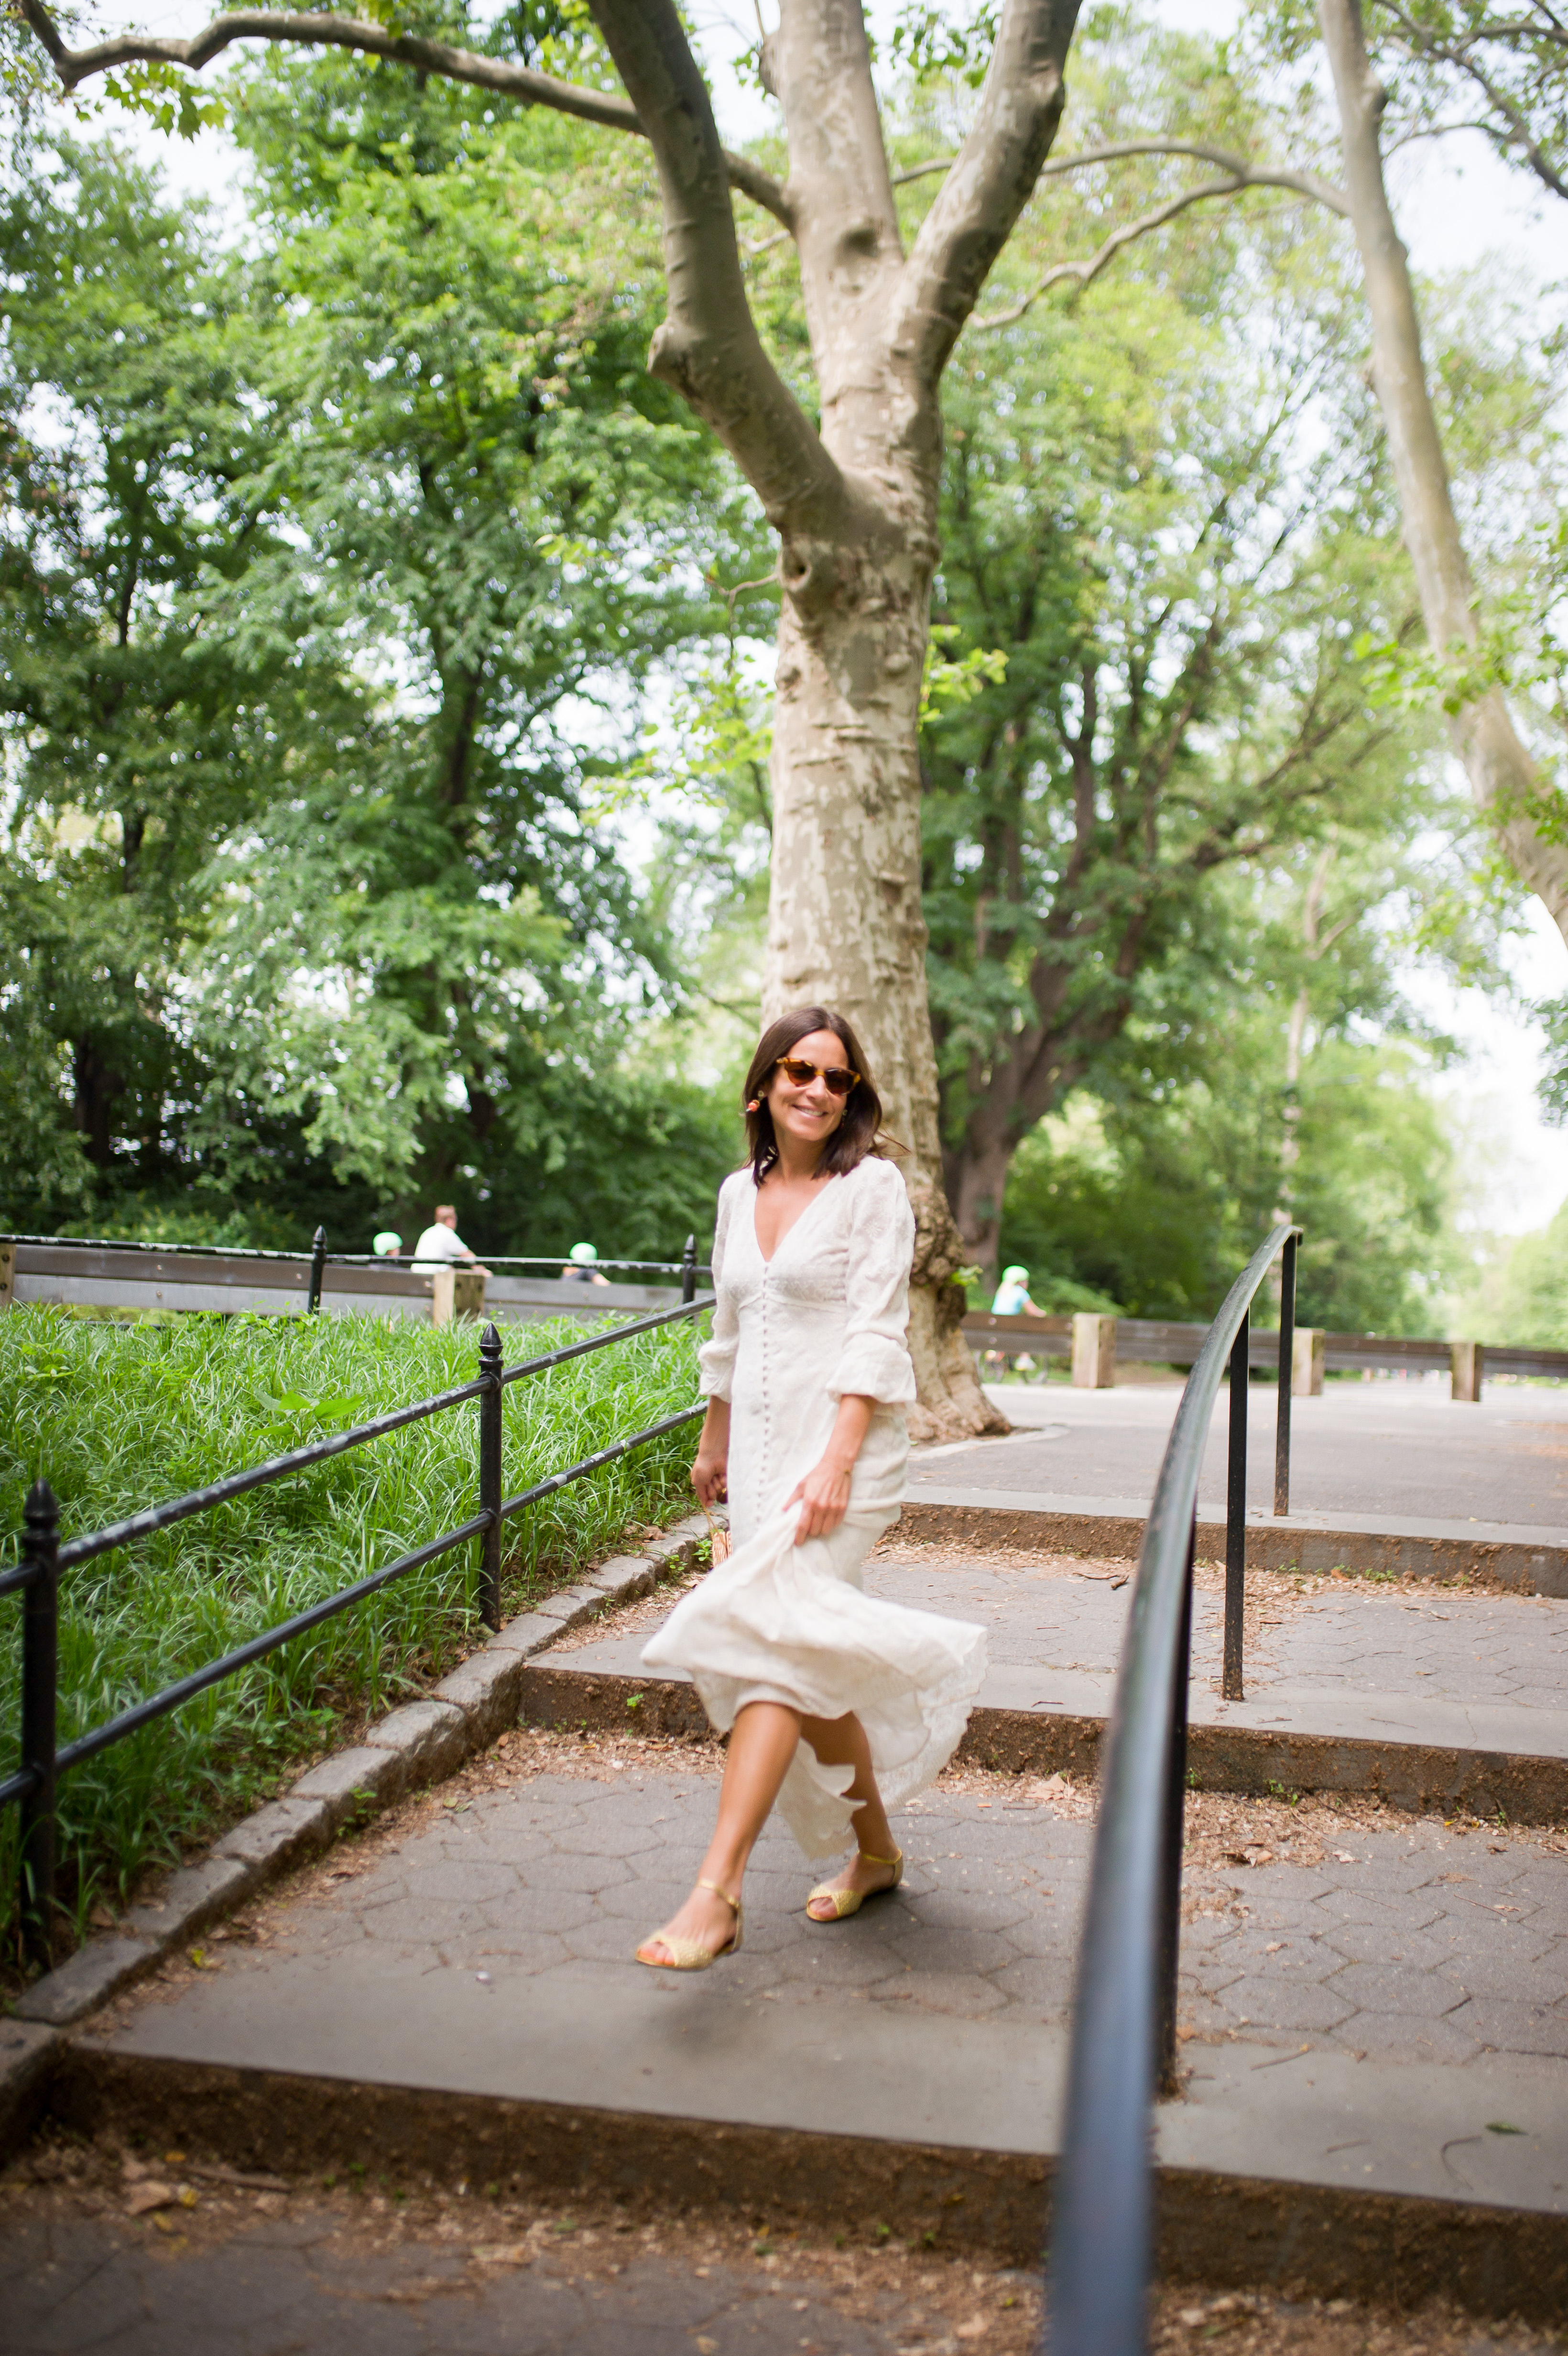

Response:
(745, 1098), (761, 1113)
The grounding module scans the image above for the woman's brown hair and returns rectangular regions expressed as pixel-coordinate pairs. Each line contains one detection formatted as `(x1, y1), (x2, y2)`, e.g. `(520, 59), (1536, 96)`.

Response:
(741, 1006), (885, 1184)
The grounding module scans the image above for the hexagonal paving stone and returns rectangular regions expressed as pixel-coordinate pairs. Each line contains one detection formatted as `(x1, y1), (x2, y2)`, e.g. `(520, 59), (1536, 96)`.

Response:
(1220, 1973), (1355, 2032)
(472, 1884), (600, 1937)
(509, 1849), (634, 1895)
(400, 1859), (520, 1904)
(1332, 2008), (1481, 2066)
(893, 1885), (1034, 1933)
(1456, 1994), (1568, 2057)
(884, 1923), (1020, 1977)
(1434, 1948), (1568, 2004)
(1324, 1961), (1470, 2018)
(867, 1968), (1008, 2018)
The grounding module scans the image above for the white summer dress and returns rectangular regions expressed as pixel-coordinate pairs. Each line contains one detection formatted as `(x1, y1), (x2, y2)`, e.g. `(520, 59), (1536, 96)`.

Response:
(642, 1156), (988, 1858)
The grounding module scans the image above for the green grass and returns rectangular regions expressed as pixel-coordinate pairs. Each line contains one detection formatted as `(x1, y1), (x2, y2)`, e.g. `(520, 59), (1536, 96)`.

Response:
(0, 1304), (705, 1945)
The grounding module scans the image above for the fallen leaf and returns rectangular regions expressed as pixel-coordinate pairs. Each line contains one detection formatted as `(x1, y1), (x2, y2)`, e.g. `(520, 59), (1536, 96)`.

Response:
(957, 2321), (990, 2342)
(126, 2182), (176, 2216)
(470, 2242), (532, 2266)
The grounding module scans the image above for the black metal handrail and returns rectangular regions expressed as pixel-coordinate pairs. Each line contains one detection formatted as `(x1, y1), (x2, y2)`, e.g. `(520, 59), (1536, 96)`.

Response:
(3, 1296), (712, 1961)
(1046, 1223), (1299, 2356)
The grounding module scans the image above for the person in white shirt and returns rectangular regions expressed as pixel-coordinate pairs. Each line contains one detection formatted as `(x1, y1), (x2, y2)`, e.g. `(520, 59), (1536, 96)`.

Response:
(410, 1205), (488, 1275)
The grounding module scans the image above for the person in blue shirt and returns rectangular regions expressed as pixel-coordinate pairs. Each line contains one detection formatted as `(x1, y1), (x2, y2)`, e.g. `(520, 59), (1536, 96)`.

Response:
(991, 1265), (1043, 1318)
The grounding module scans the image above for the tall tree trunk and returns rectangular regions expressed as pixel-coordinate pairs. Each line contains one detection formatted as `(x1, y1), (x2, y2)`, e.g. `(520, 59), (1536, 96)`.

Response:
(1319, 0), (1568, 946)
(763, 523), (1003, 1437)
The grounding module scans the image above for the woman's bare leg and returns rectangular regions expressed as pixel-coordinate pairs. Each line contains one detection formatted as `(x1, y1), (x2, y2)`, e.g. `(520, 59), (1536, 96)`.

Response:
(637, 1702), (802, 1965)
(798, 1712), (899, 1919)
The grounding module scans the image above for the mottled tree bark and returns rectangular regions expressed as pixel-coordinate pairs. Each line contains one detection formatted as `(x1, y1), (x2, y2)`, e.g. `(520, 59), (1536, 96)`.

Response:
(1319, 0), (1568, 944)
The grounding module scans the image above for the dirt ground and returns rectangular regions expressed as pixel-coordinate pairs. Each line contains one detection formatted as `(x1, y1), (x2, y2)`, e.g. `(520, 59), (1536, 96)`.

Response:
(2, 2125), (1560, 2356)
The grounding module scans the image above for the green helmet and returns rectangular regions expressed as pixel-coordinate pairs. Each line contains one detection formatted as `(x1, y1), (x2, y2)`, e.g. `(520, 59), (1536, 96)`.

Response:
(1001, 1265), (1029, 1285)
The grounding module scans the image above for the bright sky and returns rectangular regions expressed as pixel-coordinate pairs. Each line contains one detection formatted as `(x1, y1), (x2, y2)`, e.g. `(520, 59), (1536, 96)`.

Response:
(79, 0), (1568, 1237)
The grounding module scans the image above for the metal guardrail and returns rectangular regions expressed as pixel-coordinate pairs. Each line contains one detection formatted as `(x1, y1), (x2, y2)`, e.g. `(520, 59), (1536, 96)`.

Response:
(3, 1297), (712, 1964)
(1046, 1223), (1301, 2355)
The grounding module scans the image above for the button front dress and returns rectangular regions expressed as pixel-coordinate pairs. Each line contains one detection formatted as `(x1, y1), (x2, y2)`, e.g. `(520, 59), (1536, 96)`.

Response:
(642, 1156), (987, 1857)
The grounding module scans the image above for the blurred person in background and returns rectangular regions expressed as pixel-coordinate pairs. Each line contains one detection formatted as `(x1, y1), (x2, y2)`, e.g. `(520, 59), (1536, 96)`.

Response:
(561, 1242), (610, 1287)
(411, 1205), (488, 1276)
(991, 1264), (1043, 1317)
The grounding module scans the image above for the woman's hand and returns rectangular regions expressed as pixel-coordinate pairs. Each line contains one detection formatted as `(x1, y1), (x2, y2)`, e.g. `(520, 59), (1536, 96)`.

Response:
(786, 1393), (876, 1544)
(691, 1399), (730, 1506)
(786, 1453), (854, 1540)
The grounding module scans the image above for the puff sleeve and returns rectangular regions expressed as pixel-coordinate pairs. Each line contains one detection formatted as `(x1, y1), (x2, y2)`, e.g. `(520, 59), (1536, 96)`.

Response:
(696, 1176), (742, 1402)
(826, 1160), (917, 1407)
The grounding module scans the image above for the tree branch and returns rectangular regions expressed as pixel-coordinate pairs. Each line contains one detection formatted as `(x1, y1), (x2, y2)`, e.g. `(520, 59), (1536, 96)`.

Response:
(14, 0), (794, 224)
(768, 0), (904, 359)
(584, 0), (838, 530)
(887, 0), (1081, 385)
(970, 162), (1349, 330)
(895, 134), (1348, 211)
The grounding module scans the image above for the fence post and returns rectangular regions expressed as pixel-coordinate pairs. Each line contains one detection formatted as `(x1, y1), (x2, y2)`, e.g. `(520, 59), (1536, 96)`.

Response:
(681, 1234), (697, 1305)
(1071, 1312), (1117, 1389)
(1158, 1512), (1196, 2092)
(19, 1478), (60, 1969)
(306, 1225), (327, 1316)
(1222, 1316), (1248, 1702)
(1291, 1327), (1325, 1396)
(1274, 1230), (1297, 1519)
(479, 1323), (503, 1634)
(1450, 1341), (1484, 1403)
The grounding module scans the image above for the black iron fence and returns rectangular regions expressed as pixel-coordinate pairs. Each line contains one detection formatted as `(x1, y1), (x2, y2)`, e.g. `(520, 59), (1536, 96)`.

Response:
(1046, 1222), (1301, 2356)
(2, 1292), (713, 1965)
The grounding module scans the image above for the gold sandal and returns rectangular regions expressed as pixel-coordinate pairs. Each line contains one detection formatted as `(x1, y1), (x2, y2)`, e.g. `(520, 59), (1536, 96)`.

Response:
(635, 1879), (744, 1971)
(806, 1849), (904, 1923)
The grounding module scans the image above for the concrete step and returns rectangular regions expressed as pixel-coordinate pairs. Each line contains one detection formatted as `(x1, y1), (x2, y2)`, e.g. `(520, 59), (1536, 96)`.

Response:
(522, 1641), (1568, 1824)
(47, 1745), (1568, 2323)
(901, 1486), (1568, 1594)
(57, 1975), (1568, 2321)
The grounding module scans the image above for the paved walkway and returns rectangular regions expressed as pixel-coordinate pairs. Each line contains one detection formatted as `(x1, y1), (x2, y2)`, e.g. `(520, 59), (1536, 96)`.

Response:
(934, 1382), (1568, 1531)
(91, 1745), (1568, 2076)
(0, 2206), (963, 2355)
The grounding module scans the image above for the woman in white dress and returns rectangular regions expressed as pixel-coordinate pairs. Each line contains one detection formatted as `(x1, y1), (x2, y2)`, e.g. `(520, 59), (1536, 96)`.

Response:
(636, 1007), (987, 1970)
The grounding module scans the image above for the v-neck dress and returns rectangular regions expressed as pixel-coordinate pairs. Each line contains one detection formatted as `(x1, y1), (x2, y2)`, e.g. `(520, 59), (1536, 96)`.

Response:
(642, 1157), (987, 1858)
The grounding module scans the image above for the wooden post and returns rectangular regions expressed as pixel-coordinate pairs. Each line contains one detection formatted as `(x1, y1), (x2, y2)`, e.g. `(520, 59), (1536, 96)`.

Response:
(1071, 1313), (1117, 1389)
(431, 1268), (454, 1328)
(1451, 1341), (1484, 1403)
(1291, 1328), (1325, 1397)
(0, 1241), (14, 1311)
(453, 1269), (486, 1321)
